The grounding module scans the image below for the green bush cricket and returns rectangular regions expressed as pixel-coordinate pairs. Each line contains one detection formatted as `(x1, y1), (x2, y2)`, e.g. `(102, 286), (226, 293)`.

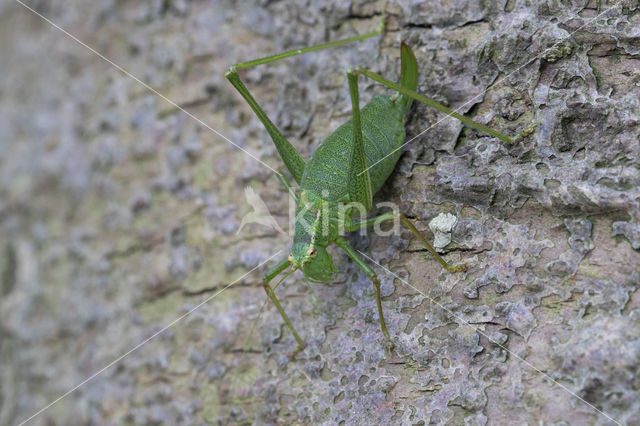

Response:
(226, 17), (527, 357)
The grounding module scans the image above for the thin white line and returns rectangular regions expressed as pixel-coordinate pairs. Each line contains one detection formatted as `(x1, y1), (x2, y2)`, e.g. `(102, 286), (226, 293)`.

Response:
(14, 0), (277, 175)
(357, 250), (622, 426)
(16, 250), (282, 426)
(359, 1), (624, 175)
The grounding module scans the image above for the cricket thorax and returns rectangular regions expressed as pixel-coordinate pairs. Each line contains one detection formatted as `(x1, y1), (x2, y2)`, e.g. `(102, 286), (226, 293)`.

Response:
(288, 190), (340, 282)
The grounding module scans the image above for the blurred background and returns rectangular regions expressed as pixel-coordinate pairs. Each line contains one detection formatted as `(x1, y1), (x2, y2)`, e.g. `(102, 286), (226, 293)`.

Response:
(1, 0), (639, 424)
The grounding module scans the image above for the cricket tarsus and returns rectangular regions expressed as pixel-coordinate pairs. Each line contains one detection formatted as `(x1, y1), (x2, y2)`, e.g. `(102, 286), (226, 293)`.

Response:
(513, 121), (542, 143)
(226, 19), (518, 357)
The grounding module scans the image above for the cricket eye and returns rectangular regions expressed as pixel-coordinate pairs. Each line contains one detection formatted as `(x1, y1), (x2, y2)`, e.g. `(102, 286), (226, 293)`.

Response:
(307, 247), (317, 258)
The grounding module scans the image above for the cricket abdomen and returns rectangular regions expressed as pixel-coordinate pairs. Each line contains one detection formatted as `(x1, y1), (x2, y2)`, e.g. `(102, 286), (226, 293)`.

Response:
(300, 94), (407, 202)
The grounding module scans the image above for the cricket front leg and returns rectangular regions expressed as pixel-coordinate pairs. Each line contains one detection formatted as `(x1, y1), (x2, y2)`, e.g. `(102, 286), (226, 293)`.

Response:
(334, 237), (393, 350)
(345, 212), (466, 273)
(262, 259), (305, 357)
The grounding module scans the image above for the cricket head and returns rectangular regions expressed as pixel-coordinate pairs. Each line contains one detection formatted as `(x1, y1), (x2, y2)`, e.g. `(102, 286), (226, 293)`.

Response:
(288, 190), (338, 283)
(289, 243), (337, 283)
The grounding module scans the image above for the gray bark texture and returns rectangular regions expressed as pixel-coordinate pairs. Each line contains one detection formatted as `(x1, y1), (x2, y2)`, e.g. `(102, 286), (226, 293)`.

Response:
(1, 0), (639, 424)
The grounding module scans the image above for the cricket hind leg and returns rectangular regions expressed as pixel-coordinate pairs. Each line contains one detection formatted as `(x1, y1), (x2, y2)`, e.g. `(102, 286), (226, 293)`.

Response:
(344, 212), (466, 273)
(229, 16), (385, 71)
(225, 16), (386, 184)
(225, 71), (306, 183)
(350, 66), (517, 144)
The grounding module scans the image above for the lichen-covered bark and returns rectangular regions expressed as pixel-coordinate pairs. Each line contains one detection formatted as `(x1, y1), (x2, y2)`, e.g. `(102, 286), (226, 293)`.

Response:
(1, 0), (639, 424)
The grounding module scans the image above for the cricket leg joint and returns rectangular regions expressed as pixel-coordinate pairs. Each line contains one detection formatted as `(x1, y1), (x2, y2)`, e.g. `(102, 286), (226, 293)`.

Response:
(346, 67), (364, 77)
(224, 67), (237, 79)
(396, 213), (467, 273)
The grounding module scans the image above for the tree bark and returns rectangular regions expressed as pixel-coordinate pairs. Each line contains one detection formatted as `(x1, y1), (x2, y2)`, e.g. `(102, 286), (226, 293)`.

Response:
(1, 0), (639, 424)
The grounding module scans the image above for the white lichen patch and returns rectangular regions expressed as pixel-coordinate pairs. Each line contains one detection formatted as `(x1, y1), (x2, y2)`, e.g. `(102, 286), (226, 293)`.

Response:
(428, 212), (458, 251)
